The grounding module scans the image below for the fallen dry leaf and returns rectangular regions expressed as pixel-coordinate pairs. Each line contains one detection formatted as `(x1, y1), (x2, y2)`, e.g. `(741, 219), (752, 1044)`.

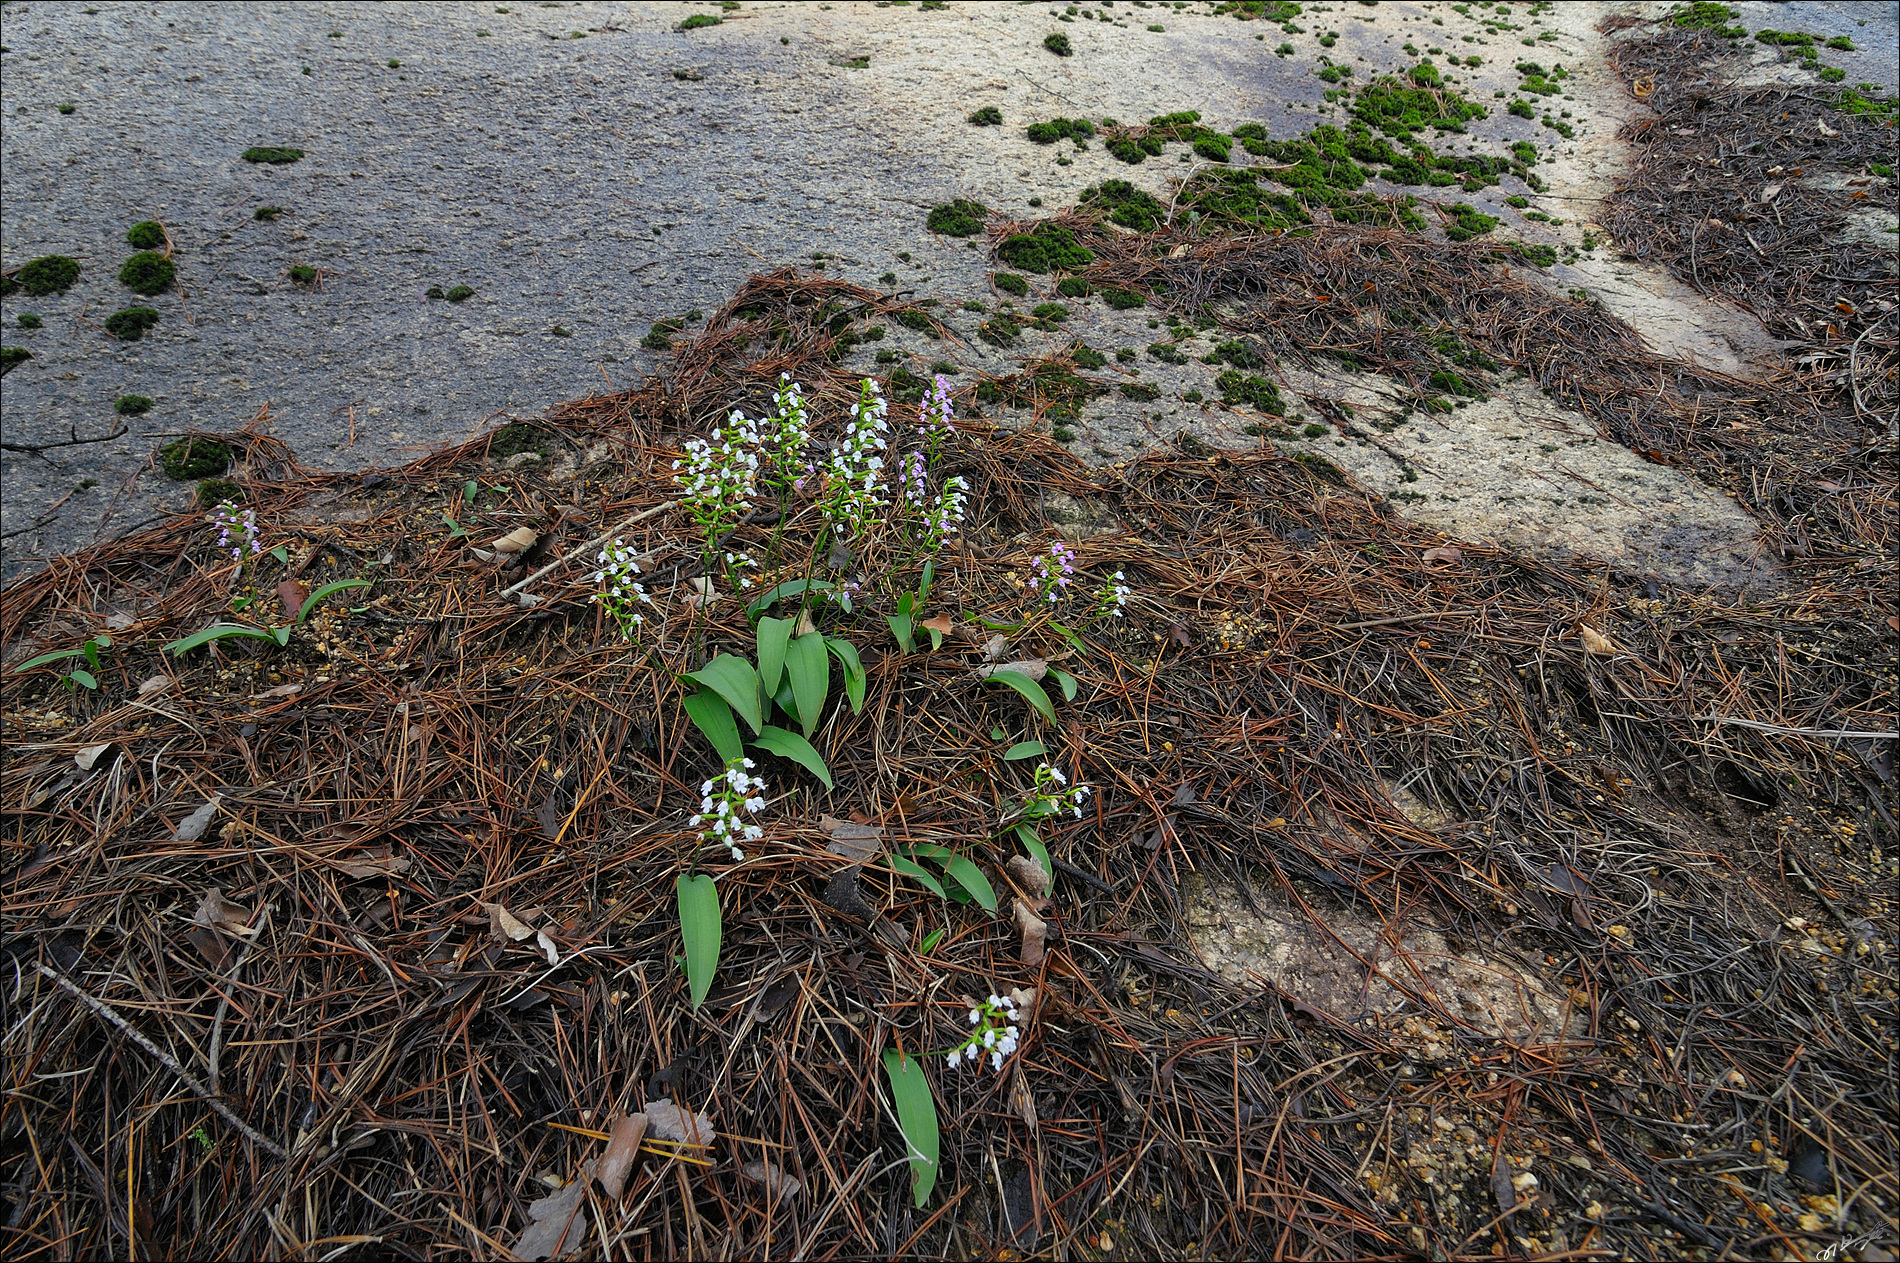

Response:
(194, 887), (257, 936)
(1168, 621), (1194, 647)
(741, 1160), (803, 1201)
(492, 526), (539, 554)
(1421, 545), (1463, 566)
(276, 579), (309, 620)
(1578, 625), (1617, 657)
(1008, 985), (1039, 1026)
(793, 609), (817, 636)
(821, 815), (884, 862)
(1631, 73), (1655, 99)
(1816, 117), (1839, 138)
(73, 743), (113, 772)
(334, 847), (412, 880)
(597, 1113), (648, 1200)
(488, 902), (536, 942)
(981, 634), (1008, 661)
(512, 1180), (585, 1261)
(1015, 898), (1049, 967)
(1007, 854), (1051, 895)
(972, 657), (1048, 682)
(250, 682), (303, 701)
(173, 796), (222, 843)
(136, 675), (170, 695)
(535, 930), (560, 966)
(920, 613), (955, 636)
(644, 1099), (715, 1146)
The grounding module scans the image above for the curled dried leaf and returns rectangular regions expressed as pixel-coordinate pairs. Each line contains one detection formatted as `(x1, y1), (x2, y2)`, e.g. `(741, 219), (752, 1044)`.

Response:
(1015, 898), (1049, 967)
(644, 1099), (715, 1146)
(1578, 625), (1617, 657)
(971, 657), (1048, 682)
(194, 887), (257, 936)
(492, 526), (539, 554)
(488, 902), (536, 942)
(137, 675), (171, 695)
(742, 1159), (803, 1201)
(250, 682), (303, 701)
(1421, 545), (1463, 566)
(74, 743), (114, 772)
(597, 1113), (648, 1200)
(822, 814), (884, 861)
(920, 613), (955, 636)
(276, 579), (309, 620)
(173, 796), (222, 842)
(512, 1180), (585, 1261)
(1007, 854), (1051, 894)
(335, 846), (412, 879)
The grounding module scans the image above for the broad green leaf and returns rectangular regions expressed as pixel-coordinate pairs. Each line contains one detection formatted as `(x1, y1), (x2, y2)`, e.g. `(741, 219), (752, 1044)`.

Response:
(271, 627), (293, 648)
(166, 624), (283, 656)
(269, 544), (290, 564)
(886, 613), (914, 655)
(68, 669), (98, 690)
(1049, 666), (1079, 702)
(888, 854), (945, 899)
(882, 1049), (940, 1207)
(984, 670), (1056, 724)
(917, 559), (935, 605)
(920, 928), (944, 954)
(773, 678), (800, 726)
(12, 647), (88, 672)
(1016, 828), (1055, 897)
(942, 855), (998, 912)
(685, 654), (763, 734)
(785, 633), (829, 738)
(755, 616), (794, 695)
(1048, 620), (1089, 657)
(298, 579), (372, 623)
(976, 615), (1022, 632)
(908, 842), (954, 862)
(1003, 741), (1047, 761)
(463, 479), (478, 504)
(682, 688), (744, 764)
(441, 514), (468, 538)
(825, 637), (866, 713)
(677, 874), (721, 1011)
(747, 578), (834, 617)
(752, 725), (834, 789)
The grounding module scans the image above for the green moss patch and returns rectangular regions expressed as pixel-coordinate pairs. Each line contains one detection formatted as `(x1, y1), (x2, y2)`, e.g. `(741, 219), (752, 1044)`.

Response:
(196, 479), (244, 507)
(159, 437), (234, 481)
(1043, 32), (1072, 56)
(993, 272), (1030, 296)
(445, 284), (475, 302)
(1081, 179), (1165, 231)
(17, 313), (42, 329)
(13, 255), (81, 297)
(677, 14), (722, 30)
(1025, 116), (1094, 145)
(1070, 343), (1107, 370)
(1216, 371), (1285, 415)
(126, 221), (167, 250)
(1352, 63), (1487, 141)
(119, 252), (176, 296)
(1442, 203), (1498, 242)
(968, 105), (1003, 126)
(103, 306), (161, 340)
(114, 394), (154, 416)
(926, 199), (988, 237)
(995, 222), (1093, 274)
(241, 146), (304, 164)
(487, 422), (547, 460)
(1102, 288), (1146, 310)
(1667, 2), (1745, 37)
(1179, 170), (1313, 232)
(288, 264), (318, 287)
(0, 347), (31, 376)
(1119, 381), (1161, 402)
(1055, 277), (1092, 298)
(253, 205), (285, 221)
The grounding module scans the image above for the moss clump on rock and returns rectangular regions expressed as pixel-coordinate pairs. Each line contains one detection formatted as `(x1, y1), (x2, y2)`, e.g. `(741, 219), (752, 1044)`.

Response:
(926, 199), (988, 237)
(159, 437), (234, 481)
(1081, 179), (1165, 231)
(119, 252), (176, 296)
(0, 347), (31, 376)
(1025, 116), (1094, 145)
(445, 284), (474, 302)
(104, 306), (161, 340)
(1352, 63), (1487, 140)
(241, 146), (305, 164)
(115, 394), (154, 416)
(1102, 288), (1146, 310)
(996, 222), (1093, 274)
(677, 14), (722, 30)
(288, 264), (318, 286)
(126, 221), (167, 250)
(1443, 203), (1499, 242)
(18, 313), (43, 329)
(968, 105), (1003, 126)
(254, 205), (285, 221)
(1216, 371), (1285, 414)
(1043, 32), (1072, 56)
(487, 422), (547, 460)
(14, 255), (82, 297)
(196, 479), (244, 507)
(992, 272), (1029, 296)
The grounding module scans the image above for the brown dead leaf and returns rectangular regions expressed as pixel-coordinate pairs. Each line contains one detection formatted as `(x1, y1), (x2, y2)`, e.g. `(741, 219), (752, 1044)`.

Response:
(821, 814), (884, 861)
(1007, 854), (1051, 895)
(1421, 545), (1463, 566)
(644, 1099), (715, 1146)
(1578, 625), (1617, 657)
(276, 579), (309, 620)
(1168, 242), (1190, 258)
(73, 743), (114, 772)
(136, 675), (170, 696)
(1168, 621), (1193, 647)
(981, 633), (1008, 661)
(250, 682), (304, 701)
(597, 1113), (647, 1200)
(488, 902), (536, 942)
(194, 887), (257, 936)
(1008, 985), (1039, 1026)
(492, 526), (539, 554)
(512, 1180), (585, 1261)
(173, 796), (222, 842)
(793, 609), (817, 636)
(535, 929), (560, 966)
(335, 846), (413, 880)
(1631, 73), (1655, 99)
(1015, 898), (1049, 967)
(971, 658), (1048, 682)
(741, 1160), (803, 1201)
(920, 613), (955, 636)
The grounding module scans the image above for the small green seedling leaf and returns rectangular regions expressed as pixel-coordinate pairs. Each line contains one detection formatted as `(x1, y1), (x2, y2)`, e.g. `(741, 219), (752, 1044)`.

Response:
(166, 624), (284, 656)
(463, 479), (478, 503)
(685, 654), (764, 734)
(825, 637), (866, 713)
(13, 647), (88, 673)
(67, 669), (98, 690)
(785, 632), (829, 738)
(755, 615), (794, 695)
(917, 558), (936, 605)
(298, 578), (372, 623)
(991, 727), (1005, 741)
(920, 928), (945, 954)
(942, 855), (999, 912)
(1003, 741), (1047, 761)
(676, 873), (722, 1011)
(882, 1049), (940, 1207)
(269, 545), (290, 564)
(886, 611), (915, 655)
(442, 513), (468, 538)
(888, 854), (946, 899)
(976, 615), (1022, 632)
(81, 636), (109, 671)
(752, 725), (834, 789)
(1049, 666), (1079, 702)
(682, 688), (744, 764)
(984, 669), (1057, 723)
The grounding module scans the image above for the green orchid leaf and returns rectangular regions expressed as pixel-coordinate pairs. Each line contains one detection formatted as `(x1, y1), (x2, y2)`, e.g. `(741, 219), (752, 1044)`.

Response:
(1003, 741), (1047, 761)
(888, 854), (946, 899)
(682, 687), (744, 764)
(785, 632), (829, 738)
(942, 855), (999, 912)
(676, 873), (722, 1011)
(298, 578), (372, 623)
(166, 624), (283, 656)
(747, 578), (834, 617)
(755, 615), (794, 696)
(684, 654), (763, 734)
(752, 725), (833, 789)
(825, 636), (866, 713)
(882, 1049), (940, 1207)
(1049, 666), (1079, 702)
(984, 669), (1056, 724)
